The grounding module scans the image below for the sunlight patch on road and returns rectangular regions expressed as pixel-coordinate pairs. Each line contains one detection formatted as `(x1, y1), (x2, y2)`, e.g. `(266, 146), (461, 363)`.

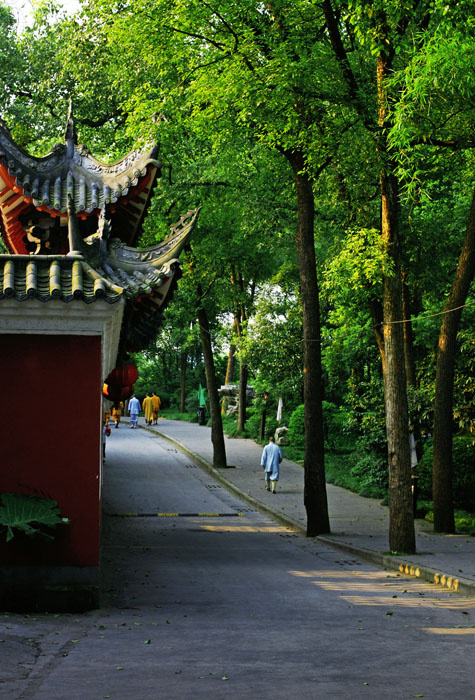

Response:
(311, 580), (437, 593)
(200, 525), (292, 533)
(340, 595), (475, 609)
(288, 569), (475, 610)
(422, 627), (475, 635)
(290, 570), (401, 580)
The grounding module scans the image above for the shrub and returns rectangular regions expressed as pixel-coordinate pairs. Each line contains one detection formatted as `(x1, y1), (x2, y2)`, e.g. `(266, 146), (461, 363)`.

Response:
(288, 404), (305, 451)
(416, 436), (475, 510)
(185, 391), (201, 420)
(322, 401), (353, 451)
(242, 407), (261, 440)
(350, 453), (388, 497)
(288, 402), (354, 453)
(242, 405), (278, 442)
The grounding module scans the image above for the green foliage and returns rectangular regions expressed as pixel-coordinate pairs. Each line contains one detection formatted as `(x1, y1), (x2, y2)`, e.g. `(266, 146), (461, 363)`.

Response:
(322, 401), (353, 451)
(344, 374), (388, 493)
(453, 511), (475, 537)
(417, 436), (475, 510)
(242, 404), (279, 444)
(350, 454), (387, 498)
(0, 493), (69, 542)
(324, 451), (363, 494)
(453, 327), (475, 435)
(160, 407), (196, 422)
(243, 281), (303, 413)
(288, 405), (305, 453)
(2, 0), (475, 518)
(324, 228), (393, 299)
(423, 507), (475, 536)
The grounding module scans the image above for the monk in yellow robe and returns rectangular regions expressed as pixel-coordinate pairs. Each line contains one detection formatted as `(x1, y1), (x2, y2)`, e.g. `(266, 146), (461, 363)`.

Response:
(151, 392), (161, 424)
(112, 401), (123, 428)
(143, 393), (153, 425)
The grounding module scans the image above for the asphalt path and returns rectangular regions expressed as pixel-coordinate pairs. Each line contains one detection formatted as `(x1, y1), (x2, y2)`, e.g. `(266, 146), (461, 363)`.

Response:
(2, 426), (475, 699)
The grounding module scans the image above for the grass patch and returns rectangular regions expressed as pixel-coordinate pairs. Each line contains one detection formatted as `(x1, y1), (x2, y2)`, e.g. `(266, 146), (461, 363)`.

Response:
(325, 450), (371, 495)
(160, 408), (198, 423)
(423, 507), (475, 535)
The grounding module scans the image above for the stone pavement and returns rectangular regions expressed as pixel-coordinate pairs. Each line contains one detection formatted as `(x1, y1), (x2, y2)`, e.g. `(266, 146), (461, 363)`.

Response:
(131, 416), (475, 597)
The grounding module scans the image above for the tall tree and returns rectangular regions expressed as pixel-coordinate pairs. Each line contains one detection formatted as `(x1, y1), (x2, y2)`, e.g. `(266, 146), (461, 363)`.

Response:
(388, 8), (475, 531)
(89, 0), (339, 534)
(322, 0), (417, 551)
(196, 282), (228, 468)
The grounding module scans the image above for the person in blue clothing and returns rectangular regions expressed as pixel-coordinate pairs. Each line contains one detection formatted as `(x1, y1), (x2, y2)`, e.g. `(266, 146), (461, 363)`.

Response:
(260, 434), (283, 494)
(128, 394), (141, 429)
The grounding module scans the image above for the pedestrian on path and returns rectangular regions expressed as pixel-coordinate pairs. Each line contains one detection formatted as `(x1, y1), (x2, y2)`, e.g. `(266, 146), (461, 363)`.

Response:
(151, 392), (161, 424)
(260, 434), (282, 493)
(112, 401), (123, 428)
(102, 421), (111, 459)
(143, 393), (153, 425)
(128, 394), (141, 428)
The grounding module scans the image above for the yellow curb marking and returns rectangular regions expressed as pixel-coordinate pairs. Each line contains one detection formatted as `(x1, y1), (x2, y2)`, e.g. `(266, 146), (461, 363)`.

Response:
(399, 563), (460, 592)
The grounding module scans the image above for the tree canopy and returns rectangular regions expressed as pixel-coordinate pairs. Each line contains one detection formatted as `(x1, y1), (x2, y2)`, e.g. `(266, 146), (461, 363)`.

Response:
(2, 0), (475, 546)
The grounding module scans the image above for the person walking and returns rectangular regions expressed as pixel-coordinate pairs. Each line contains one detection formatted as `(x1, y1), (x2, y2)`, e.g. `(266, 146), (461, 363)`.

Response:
(112, 401), (123, 428)
(151, 392), (161, 424)
(128, 394), (141, 429)
(103, 421), (111, 460)
(143, 393), (153, 425)
(260, 434), (283, 494)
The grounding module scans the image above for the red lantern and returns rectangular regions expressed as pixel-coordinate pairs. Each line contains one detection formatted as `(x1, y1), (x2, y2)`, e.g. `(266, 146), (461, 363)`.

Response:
(119, 385), (134, 401)
(103, 383), (134, 402)
(105, 362), (138, 388)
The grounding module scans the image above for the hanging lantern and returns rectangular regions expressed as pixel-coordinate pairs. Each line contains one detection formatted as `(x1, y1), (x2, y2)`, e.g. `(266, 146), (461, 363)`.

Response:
(105, 362), (138, 388)
(103, 383), (134, 402)
(118, 384), (134, 401)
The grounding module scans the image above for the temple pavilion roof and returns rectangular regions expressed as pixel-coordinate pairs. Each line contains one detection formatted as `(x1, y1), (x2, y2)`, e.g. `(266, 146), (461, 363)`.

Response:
(0, 109), (160, 253)
(0, 254), (122, 304)
(0, 109), (199, 353)
(0, 207), (199, 352)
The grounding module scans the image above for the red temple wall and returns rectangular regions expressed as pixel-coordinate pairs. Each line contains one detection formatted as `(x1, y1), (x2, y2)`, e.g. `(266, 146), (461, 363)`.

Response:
(0, 333), (102, 566)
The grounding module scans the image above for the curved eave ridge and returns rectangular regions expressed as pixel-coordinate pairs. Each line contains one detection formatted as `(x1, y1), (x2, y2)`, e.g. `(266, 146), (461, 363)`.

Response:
(106, 208), (200, 274)
(0, 253), (182, 307)
(0, 255), (123, 304)
(0, 121), (160, 214)
(93, 258), (179, 301)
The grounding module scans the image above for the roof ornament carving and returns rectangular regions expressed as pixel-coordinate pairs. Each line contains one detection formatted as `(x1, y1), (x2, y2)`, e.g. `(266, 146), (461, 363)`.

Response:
(64, 98), (78, 151)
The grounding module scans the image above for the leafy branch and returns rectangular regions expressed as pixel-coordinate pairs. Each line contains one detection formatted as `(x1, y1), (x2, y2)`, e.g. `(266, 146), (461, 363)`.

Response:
(0, 493), (70, 542)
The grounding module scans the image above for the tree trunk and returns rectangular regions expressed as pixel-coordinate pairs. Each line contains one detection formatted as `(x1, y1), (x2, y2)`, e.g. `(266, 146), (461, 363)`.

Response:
(221, 343), (236, 414)
(179, 351), (187, 413)
(286, 148), (330, 536)
(369, 297), (386, 374)
(322, 0), (415, 551)
(401, 272), (417, 389)
(260, 399), (267, 441)
(230, 270), (250, 433)
(433, 187), (475, 532)
(196, 286), (227, 468)
(378, 55), (415, 554)
(225, 343), (236, 384)
(238, 361), (248, 433)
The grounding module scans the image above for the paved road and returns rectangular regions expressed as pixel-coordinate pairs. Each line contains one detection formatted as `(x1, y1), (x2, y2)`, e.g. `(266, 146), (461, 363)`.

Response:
(151, 418), (475, 595)
(1, 427), (474, 699)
